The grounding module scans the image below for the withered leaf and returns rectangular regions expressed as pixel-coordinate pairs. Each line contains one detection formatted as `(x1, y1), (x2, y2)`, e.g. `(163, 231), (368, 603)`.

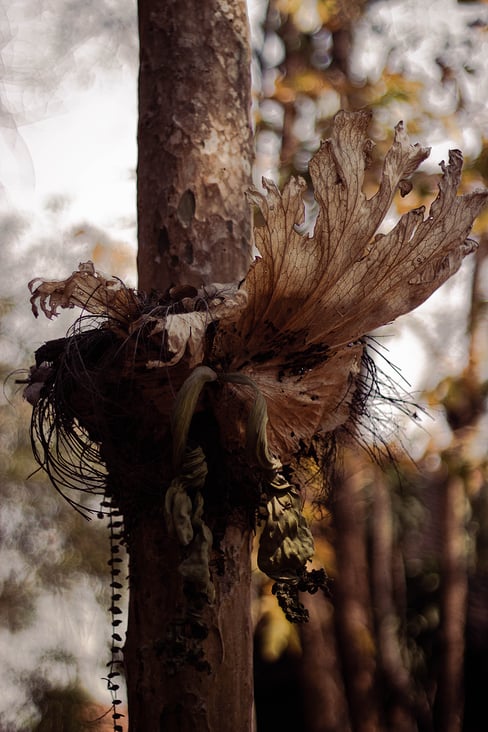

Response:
(233, 111), (487, 350)
(214, 110), (488, 460)
(28, 261), (139, 323)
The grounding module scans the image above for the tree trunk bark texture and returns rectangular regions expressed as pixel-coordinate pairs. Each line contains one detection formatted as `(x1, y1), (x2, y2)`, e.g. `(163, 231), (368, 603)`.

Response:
(127, 2), (255, 730)
(124, 514), (254, 731)
(137, 0), (253, 294)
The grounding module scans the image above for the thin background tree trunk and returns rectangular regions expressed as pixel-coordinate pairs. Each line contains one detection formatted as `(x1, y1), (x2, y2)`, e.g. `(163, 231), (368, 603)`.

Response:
(299, 590), (351, 732)
(434, 475), (468, 732)
(332, 458), (379, 732)
(371, 472), (431, 731)
(124, 2), (255, 729)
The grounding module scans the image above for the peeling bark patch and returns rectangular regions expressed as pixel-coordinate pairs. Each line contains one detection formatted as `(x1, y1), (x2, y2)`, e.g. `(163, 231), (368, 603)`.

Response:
(177, 189), (196, 228)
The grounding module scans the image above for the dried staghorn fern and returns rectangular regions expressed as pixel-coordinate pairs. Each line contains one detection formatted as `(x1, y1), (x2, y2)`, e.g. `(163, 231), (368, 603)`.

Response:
(213, 110), (488, 462)
(25, 110), (488, 622)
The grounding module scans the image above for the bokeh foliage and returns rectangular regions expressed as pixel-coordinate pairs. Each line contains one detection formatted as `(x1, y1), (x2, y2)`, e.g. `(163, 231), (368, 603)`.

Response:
(250, 2), (488, 729)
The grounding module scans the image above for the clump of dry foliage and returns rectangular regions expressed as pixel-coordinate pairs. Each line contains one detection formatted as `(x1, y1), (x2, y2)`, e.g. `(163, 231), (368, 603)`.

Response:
(25, 110), (488, 617)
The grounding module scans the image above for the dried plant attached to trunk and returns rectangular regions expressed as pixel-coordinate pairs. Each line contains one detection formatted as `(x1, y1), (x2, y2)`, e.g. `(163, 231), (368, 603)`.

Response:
(24, 110), (488, 620)
(213, 110), (488, 461)
(28, 261), (140, 326)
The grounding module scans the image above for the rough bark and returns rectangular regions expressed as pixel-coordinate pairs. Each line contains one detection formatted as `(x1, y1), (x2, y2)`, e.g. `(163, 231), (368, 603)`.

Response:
(124, 514), (254, 731)
(137, 0), (253, 293)
(127, 1), (255, 729)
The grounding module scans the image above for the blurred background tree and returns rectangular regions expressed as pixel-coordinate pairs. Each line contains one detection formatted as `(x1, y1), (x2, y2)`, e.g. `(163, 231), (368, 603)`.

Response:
(2, 0), (488, 729)
(250, 2), (488, 731)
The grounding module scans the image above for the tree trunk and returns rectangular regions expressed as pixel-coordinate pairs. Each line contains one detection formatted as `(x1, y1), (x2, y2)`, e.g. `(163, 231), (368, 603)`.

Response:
(125, 1), (255, 729)
(137, 0), (253, 294)
(299, 590), (351, 732)
(371, 472), (431, 731)
(434, 475), (468, 732)
(332, 458), (379, 732)
(124, 514), (254, 731)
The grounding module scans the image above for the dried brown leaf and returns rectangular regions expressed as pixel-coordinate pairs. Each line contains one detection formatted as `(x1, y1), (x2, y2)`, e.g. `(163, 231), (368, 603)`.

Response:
(214, 110), (488, 460)
(143, 312), (209, 368)
(235, 111), (487, 350)
(217, 346), (361, 459)
(29, 261), (247, 372)
(138, 286), (247, 369)
(28, 261), (139, 322)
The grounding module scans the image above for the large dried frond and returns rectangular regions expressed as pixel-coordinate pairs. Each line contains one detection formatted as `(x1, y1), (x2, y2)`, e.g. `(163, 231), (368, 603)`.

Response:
(232, 111), (487, 351)
(211, 110), (488, 461)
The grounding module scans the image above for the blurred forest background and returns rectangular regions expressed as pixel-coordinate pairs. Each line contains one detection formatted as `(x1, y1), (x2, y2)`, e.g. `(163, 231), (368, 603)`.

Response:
(2, 0), (488, 729)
